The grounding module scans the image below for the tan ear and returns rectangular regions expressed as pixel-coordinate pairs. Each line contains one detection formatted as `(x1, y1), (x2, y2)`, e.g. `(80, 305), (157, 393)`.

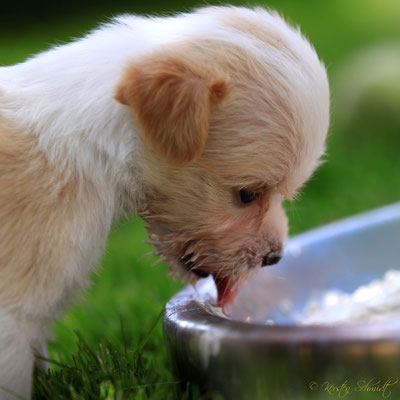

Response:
(114, 56), (228, 164)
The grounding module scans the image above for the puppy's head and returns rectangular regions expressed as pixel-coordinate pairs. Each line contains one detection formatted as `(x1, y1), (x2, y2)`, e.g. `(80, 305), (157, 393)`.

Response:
(114, 6), (330, 304)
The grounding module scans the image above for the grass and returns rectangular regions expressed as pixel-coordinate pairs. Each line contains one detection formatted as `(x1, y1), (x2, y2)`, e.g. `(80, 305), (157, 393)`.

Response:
(33, 316), (186, 400)
(2, 1), (400, 399)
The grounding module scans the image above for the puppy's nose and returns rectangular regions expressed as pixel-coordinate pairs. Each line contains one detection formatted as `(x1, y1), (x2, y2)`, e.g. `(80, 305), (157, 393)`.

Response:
(262, 252), (282, 267)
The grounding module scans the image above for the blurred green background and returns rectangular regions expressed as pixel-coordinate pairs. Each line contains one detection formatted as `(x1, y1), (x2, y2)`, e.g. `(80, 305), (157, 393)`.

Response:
(2, 0), (400, 398)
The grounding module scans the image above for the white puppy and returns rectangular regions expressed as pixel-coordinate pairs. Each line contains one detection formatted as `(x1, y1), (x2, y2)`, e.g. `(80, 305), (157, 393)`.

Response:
(0, 6), (329, 399)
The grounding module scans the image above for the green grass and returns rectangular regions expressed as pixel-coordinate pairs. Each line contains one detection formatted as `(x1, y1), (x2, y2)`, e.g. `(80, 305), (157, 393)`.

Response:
(2, 1), (400, 399)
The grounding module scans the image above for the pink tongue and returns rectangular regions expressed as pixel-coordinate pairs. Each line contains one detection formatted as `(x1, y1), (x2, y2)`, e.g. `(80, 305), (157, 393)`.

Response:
(214, 276), (239, 307)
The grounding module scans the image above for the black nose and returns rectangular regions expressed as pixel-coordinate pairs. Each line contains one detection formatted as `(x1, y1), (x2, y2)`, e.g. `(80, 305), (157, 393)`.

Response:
(262, 252), (282, 267)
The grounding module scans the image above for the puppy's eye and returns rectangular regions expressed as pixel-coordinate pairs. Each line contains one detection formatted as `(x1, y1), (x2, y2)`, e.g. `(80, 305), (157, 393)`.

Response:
(239, 189), (256, 204)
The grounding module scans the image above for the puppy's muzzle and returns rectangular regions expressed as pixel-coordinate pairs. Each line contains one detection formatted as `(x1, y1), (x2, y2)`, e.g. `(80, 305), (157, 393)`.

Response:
(262, 251), (282, 266)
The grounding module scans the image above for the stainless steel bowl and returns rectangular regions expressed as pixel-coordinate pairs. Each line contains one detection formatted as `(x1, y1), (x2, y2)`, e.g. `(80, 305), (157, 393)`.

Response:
(163, 203), (400, 399)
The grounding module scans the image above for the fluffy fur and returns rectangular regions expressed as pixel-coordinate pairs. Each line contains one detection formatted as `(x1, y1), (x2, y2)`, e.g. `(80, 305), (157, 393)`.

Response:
(0, 6), (329, 398)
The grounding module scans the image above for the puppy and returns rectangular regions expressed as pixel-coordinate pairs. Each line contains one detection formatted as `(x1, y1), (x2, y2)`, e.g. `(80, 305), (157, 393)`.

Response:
(0, 6), (329, 399)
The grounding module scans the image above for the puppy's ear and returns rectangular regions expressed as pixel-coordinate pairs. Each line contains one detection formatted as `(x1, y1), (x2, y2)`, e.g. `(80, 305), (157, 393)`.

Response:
(114, 57), (228, 164)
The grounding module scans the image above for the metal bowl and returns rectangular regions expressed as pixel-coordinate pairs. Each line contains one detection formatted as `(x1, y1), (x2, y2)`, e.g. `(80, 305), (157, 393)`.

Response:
(163, 203), (400, 399)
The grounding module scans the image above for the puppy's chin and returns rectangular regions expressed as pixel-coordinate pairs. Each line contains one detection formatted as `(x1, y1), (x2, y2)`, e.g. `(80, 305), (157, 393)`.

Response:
(142, 215), (263, 307)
